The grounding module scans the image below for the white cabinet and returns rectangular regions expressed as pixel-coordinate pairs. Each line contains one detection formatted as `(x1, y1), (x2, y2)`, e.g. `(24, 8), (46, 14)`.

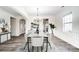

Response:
(0, 32), (11, 43)
(8, 33), (11, 40)
(1, 34), (7, 43)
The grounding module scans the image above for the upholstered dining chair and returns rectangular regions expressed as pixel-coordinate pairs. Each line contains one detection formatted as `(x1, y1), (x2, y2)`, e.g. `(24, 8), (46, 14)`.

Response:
(31, 36), (43, 52)
(24, 33), (31, 52)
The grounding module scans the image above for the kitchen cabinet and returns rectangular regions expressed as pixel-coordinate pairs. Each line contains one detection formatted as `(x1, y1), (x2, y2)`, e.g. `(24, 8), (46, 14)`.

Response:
(0, 32), (11, 43)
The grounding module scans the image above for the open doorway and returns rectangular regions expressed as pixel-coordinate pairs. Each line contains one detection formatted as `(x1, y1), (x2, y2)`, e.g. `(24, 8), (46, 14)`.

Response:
(43, 18), (49, 33)
(19, 19), (26, 35)
(10, 17), (16, 36)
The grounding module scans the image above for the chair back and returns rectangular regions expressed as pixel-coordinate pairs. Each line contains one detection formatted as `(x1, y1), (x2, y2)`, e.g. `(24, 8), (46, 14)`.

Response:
(31, 36), (43, 47)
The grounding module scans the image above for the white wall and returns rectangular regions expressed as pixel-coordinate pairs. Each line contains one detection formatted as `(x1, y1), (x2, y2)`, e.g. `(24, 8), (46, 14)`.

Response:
(54, 6), (79, 48)
(14, 16), (25, 36)
(10, 16), (24, 36)
(0, 8), (15, 32)
(25, 17), (32, 34)
(0, 7), (26, 36)
(0, 7), (29, 37)
(0, 8), (22, 36)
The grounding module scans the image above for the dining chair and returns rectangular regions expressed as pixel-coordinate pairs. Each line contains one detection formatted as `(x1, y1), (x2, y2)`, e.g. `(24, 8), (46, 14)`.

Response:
(24, 35), (31, 52)
(31, 36), (43, 52)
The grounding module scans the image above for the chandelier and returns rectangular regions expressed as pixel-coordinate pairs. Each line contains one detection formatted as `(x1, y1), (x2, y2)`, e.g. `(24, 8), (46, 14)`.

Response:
(34, 8), (39, 24)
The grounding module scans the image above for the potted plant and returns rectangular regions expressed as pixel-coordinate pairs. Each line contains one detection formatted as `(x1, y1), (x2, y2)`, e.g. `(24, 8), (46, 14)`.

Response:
(1, 27), (5, 32)
(49, 23), (56, 34)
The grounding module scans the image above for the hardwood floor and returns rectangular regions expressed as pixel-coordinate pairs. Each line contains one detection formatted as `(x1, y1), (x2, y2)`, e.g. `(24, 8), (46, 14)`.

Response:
(0, 34), (79, 52)
(0, 34), (25, 51)
(51, 36), (79, 52)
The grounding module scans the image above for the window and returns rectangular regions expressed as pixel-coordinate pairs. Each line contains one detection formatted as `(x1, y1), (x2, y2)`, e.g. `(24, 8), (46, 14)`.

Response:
(63, 13), (72, 32)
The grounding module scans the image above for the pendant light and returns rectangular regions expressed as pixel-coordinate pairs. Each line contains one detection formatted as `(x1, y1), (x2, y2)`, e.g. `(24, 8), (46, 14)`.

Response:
(34, 8), (39, 24)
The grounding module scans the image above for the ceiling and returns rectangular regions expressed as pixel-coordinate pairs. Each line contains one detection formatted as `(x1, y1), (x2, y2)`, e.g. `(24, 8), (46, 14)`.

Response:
(0, 6), (63, 17)
(0, 6), (23, 16)
(24, 6), (62, 16)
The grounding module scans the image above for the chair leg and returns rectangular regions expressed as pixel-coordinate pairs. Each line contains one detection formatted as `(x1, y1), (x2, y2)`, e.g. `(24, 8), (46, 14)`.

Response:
(48, 42), (52, 49)
(41, 46), (43, 52)
(46, 44), (48, 52)
(28, 42), (30, 52)
(46, 42), (48, 52)
(24, 42), (27, 49)
(37, 47), (39, 52)
(43, 43), (44, 48)
(32, 46), (34, 52)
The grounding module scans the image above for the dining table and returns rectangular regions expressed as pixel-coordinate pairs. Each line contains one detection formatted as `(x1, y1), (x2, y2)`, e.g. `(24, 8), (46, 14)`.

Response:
(24, 32), (51, 52)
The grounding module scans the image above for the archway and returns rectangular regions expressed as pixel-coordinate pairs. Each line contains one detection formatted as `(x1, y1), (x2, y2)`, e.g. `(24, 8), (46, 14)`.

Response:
(19, 19), (26, 35)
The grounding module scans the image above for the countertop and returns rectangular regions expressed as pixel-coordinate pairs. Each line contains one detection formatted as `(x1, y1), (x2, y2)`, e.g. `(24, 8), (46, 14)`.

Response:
(0, 32), (11, 35)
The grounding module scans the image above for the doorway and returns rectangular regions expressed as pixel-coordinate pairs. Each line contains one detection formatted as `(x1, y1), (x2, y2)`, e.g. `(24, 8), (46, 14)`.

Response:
(19, 19), (26, 35)
(10, 17), (16, 36)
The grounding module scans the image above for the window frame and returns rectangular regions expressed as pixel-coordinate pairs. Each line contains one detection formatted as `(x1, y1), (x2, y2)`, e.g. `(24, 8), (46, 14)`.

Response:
(63, 12), (72, 32)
